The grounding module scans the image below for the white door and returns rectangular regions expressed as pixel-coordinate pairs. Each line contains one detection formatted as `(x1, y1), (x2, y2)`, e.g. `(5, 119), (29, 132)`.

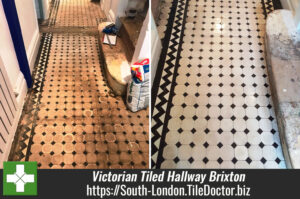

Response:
(101, 0), (128, 22)
(0, 55), (18, 166)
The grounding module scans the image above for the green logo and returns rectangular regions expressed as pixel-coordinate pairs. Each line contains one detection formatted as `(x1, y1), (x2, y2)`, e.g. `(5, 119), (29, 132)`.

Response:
(3, 162), (37, 196)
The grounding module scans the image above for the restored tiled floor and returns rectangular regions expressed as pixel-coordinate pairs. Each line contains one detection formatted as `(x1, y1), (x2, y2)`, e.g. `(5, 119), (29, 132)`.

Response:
(9, 0), (149, 169)
(152, 0), (286, 169)
(156, 0), (173, 41)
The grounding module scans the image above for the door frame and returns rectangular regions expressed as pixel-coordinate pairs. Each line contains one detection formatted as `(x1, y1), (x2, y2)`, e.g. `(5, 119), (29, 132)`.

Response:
(1, 0), (32, 88)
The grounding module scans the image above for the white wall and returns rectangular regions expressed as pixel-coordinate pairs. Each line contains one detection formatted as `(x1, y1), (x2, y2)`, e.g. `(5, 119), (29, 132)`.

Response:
(0, 0), (39, 104)
(151, 12), (162, 87)
(281, 0), (299, 12)
(132, 11), (150, 64)
(296, 4), (300, 31)
(43, 0), (50, 19)
(0, 1), (22, 90)
(101, 0), (128, 22)
(15, 0), (40, 73)
(34, 0), (50, 19)
(0, 1), (28, 105)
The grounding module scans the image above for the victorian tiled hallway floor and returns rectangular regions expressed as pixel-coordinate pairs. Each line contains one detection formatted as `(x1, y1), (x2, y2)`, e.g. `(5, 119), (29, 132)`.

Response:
(152, 0), (286, 169)
(9, 0), (149, 169)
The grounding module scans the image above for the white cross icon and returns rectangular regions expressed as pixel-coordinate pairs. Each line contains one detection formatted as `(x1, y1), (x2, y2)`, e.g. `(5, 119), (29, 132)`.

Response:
(6, 165), (35, 192)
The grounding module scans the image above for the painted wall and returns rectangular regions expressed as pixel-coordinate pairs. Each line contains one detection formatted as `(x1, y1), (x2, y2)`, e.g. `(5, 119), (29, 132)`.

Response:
(101, 0), (128, 22)
(281, 0), (299, 12)
(34, 0), (50, 19)
(0, 0), (40, 103)
(150, 12), (162, 87)
(132, 11), (150, 64)
(15, 0), (40, 73)
(0, 1), (21, 89)
(296, 3), (300, 31)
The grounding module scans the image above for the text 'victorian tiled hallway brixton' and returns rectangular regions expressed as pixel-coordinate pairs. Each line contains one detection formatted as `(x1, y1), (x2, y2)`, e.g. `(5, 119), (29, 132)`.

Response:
(9, 0), (149, 169)
(152, 0), (286, 169)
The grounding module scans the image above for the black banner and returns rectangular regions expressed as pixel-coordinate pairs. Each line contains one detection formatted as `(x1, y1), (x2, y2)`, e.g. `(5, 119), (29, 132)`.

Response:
(0, 170), (299, 198)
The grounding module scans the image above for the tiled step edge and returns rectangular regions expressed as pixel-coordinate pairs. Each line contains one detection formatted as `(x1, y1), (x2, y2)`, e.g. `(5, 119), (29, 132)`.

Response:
(98, 22), (131, 96)
(265, 9), (300, 168)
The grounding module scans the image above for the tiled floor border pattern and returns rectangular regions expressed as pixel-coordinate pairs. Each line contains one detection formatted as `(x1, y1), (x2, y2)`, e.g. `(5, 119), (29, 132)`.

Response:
(152, 0), (188, 168)
(9, 33), (53, 161)
(151, 0), (283, 168)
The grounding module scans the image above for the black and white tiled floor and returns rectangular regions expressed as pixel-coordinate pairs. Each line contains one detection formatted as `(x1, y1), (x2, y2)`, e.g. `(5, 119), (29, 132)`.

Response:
(156, 0), (173, 41)
(152, 0), (286, 169)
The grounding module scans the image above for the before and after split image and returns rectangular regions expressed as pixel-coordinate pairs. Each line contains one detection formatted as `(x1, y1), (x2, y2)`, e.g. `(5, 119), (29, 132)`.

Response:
(1, 0), (300, 170)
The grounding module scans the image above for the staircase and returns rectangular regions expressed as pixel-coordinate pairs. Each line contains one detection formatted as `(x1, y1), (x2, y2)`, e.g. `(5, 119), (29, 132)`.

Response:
(98, 14), (145, 95)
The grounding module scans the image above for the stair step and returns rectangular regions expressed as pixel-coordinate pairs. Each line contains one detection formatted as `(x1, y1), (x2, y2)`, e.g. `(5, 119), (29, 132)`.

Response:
(119, 16), (144, 62)
(98, 22), (131, 96)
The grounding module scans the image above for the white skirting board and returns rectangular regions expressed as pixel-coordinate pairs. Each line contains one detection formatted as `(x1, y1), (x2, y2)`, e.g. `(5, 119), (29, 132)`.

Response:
(151, 35), (162, 87)
(27, 29), (40, 73)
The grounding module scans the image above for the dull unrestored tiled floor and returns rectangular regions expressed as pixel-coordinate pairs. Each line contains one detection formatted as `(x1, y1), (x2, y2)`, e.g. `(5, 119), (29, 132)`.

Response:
(48, 0), (105, 27)
(152, 0), (286, 169)
(10, 1), (149, 169)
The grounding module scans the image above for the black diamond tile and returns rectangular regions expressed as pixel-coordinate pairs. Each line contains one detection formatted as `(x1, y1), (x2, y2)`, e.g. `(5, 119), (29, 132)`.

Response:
(273, 142), (279, 148)
(203, 142), (209, 148)
(188, 157), (194, 164)
(189, 142), (195, 148)
(176, 142), (182, 148)
(246, 157), (252, 164)
(179, 115), (185, 120)
(204, 128), (210, 134)
(217, 142), (223, 148)
(191, 128), (196, 134)
(260, 157), (267, 164)
(231, 128), (236, 134)
(217, 157), (223, 164)
(259, 142), (265, 148)
(245, 142), (251, 148)
(275, 158), (281, 164)
(244, 128), (250, 134)
(203, 157), (209, 164)
(174, 157), (180, 163)
(271, 129), (276, 134)
(232, 157), (238, 164)
(192, 115), (198, 121)
(231, 142), (237, 148)
(217, 128), (223, 134)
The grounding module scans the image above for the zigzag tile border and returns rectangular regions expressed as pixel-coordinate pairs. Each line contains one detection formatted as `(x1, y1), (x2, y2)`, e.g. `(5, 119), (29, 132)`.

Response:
(261, 0), (282, 18)
(151, 0), (189, 169)
(9, 33), (53, 161)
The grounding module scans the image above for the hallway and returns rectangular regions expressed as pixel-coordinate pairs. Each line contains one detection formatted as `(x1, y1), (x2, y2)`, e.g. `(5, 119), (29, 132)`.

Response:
(9, 0), (149, 169)
(152, 0), (286, 169)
